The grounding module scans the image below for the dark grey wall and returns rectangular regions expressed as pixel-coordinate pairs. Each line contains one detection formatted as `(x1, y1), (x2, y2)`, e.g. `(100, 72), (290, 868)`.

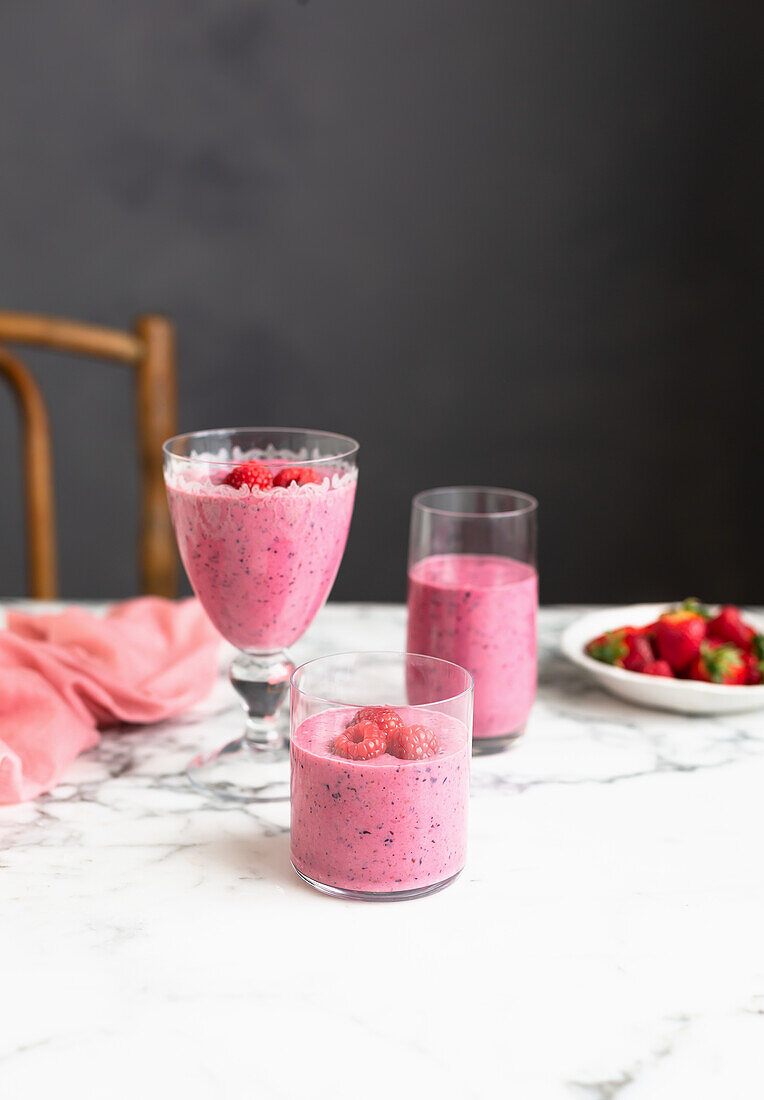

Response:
(0, 1), (761, 603)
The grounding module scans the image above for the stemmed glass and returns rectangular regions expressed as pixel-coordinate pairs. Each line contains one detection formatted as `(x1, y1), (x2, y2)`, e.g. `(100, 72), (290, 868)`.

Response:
(163, 427), (358, 802)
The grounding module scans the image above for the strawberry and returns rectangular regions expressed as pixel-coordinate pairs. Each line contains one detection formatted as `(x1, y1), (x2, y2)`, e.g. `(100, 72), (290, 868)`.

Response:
(273, 466), (323, 488)
(742, 652), (763, 685)
(586, 629), (630, 666)
(622, 633), (656, 673)
(641, 622), (661, 654)
(687, 640), (747, 685)
(743, 636), (764, 684)
(707, 606), (755, 650)
(642, 659), (674, 677)
(654, 611), (706, 672)
(587, 627), (654, 669)
(223, 460), (274, 491)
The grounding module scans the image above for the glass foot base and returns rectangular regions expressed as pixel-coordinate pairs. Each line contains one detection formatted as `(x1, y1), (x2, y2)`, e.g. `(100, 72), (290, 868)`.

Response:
(292, 864), (463, 902)
(472, 726), (526, 755)
(186, 737), (290, 803)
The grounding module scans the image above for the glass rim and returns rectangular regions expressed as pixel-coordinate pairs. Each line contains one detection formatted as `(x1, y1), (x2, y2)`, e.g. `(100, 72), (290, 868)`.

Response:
(412, 486), (538, 519)
(290, 650), (474, 708)
(162, 427), (360, 467)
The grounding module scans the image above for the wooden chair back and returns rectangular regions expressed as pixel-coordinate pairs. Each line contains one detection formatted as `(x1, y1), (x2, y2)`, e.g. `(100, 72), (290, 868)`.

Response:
(0, 312), (177, 598)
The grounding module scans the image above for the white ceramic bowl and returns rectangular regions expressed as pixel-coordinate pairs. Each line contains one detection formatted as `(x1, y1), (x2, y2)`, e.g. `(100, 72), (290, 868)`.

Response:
(561, 603), (764, 715)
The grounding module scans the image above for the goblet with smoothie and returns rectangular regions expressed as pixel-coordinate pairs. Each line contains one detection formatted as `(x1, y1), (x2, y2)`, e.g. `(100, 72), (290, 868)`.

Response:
(163, 427), (358, 801)
(406, 487), (538, 753)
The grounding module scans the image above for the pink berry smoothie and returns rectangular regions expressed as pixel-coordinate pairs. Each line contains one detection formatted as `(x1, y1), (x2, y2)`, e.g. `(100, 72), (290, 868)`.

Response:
(290, 706), (470, 896)
(166, 470), (356, 651)
(407, 554), (537, 741)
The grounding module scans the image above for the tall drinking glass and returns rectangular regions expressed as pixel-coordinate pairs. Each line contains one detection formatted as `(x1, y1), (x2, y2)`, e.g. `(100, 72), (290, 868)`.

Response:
(407, 487), (538, 754)
(163, 427), (358, 801)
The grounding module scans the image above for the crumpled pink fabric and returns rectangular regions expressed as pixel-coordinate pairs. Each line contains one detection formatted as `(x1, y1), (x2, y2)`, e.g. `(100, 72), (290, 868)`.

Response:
(0, 598), (221, 804)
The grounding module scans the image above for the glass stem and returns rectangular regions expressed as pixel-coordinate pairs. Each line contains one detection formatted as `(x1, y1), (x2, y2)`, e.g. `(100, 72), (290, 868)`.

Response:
(229, 650), (295, 749)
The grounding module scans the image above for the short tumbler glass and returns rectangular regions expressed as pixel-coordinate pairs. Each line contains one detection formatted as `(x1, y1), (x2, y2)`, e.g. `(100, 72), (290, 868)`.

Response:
(290, 652), (473, 901)
(407, 487), (538, 754)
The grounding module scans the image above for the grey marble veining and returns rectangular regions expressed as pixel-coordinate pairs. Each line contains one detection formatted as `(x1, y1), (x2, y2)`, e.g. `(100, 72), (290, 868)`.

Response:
(1, 603), (762, 1099)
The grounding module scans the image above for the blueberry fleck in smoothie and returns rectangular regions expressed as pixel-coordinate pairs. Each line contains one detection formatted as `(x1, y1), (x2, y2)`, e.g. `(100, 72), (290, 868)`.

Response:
(290, 706), (470, 897)
(166, 460), (356, 651)
(407, 554), (537, 741)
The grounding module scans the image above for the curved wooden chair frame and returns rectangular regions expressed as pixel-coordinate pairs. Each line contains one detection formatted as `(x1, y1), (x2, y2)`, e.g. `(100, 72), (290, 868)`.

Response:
(0, 312), (177, 598)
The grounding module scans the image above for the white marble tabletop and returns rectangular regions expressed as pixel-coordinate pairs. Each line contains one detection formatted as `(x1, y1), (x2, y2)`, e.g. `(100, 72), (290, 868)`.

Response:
(1, 603), (763, 1099)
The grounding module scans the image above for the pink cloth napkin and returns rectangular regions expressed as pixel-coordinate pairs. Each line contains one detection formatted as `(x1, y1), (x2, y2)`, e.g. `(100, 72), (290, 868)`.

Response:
(0, 598), (221, 804)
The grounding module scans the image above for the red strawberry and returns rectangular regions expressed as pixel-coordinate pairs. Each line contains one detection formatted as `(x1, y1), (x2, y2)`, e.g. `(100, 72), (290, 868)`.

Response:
(387, 724), (439, 760)
(223, 460), (273, 491)
(622, 633), (656, 673)
(707, 606), (755, 650)
(273, 466), (323, 488)
(349, 707), (404, 740)
(586, 629), (630, 666)
(743, 636), (764, 684)
(654, 611), (706, 672)
(642, 659), (674, 678)
(742, 652), (763, 685)
(333, 720), (387, 760)
(687, 640), (747, 685)
(587, 627), (654, 669)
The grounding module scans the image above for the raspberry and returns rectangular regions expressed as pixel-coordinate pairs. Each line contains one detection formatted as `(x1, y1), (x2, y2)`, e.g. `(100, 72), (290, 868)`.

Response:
(387, 724), (439, 760)
(349, 707), (404, 740)
(273, 466), (323, 488)
(223, 460), (273, 491)
(333, 720), (387, 760)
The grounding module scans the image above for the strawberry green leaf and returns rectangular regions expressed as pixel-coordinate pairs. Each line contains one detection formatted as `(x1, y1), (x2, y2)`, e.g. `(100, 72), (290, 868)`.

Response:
(678, 597), (711, 619)
(701, 642), (744, 683)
